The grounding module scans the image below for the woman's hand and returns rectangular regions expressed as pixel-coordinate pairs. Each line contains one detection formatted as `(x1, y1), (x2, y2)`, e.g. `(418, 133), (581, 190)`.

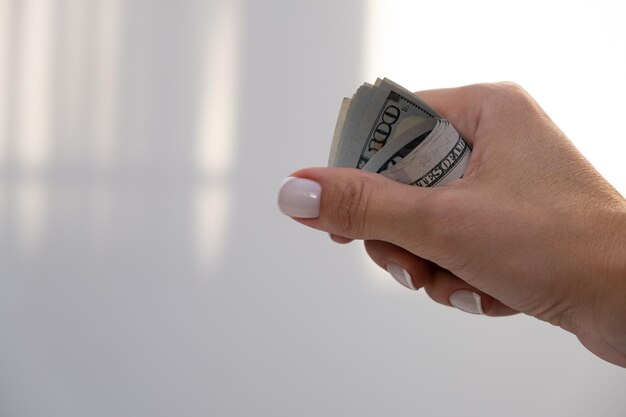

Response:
(278, 83), (626, 367)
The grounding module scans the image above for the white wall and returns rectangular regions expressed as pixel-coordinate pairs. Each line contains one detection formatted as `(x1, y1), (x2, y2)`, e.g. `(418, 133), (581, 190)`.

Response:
(0, 1), (624, 416)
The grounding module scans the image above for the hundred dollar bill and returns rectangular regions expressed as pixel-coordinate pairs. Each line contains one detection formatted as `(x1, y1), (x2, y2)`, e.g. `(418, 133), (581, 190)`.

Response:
(375, 120), (470, 187)
(361, 118), (438, 173)
(329, 78), (471, 187)
(330, 78), (439, 169)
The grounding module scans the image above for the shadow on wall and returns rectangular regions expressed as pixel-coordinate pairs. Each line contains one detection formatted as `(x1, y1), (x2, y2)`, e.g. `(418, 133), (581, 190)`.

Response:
(0, 1), (369, 416)
(0, 0), (247, 270)
(0, 0), (364, 272)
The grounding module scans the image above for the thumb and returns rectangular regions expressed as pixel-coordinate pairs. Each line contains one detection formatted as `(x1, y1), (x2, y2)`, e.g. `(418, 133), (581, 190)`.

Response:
(278, 167), (440, 248)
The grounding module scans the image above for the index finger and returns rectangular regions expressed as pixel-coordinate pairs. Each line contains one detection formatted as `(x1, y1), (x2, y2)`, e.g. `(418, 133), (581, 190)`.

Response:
(414, 84), (489, 146)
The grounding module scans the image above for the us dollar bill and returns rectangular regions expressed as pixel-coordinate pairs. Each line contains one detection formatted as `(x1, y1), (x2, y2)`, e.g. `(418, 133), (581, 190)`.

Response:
(328, 78), (471, 187)
(375, 120), (471, 187)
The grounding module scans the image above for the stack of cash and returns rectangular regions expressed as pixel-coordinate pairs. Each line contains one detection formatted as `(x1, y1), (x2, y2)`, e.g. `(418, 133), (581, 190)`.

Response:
(328, 78), (470, 187)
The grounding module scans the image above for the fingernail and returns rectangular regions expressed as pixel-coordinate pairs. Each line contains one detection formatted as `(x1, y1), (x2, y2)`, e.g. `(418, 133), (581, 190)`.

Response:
(386, 263), (416, 290)
(449, 290), (484, 315)
(278, 177), (321, 219)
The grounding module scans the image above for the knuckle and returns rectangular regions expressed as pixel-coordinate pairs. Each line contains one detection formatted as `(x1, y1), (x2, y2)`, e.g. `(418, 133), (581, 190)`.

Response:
(334, 178), (373, 237)
(472, 82), (536, 120)
(494, 82), (533, 106)
(495, 81), (526, 95)
(467, 81), (529, 100)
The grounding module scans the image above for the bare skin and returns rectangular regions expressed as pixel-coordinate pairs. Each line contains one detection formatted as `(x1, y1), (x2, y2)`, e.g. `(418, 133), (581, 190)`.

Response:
(282, 83), (626, 367)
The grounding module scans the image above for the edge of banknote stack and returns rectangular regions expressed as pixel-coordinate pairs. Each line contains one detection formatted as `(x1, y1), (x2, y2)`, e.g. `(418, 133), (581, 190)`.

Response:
(328, 78), (471, 187)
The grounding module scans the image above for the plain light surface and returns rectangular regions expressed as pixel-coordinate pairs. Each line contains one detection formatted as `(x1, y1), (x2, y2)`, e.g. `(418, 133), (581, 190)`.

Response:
(1, 1), (625, 416)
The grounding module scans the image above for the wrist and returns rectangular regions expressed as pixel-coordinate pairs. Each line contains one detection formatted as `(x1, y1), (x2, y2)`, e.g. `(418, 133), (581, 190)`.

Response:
(571, 203), (626, 366)
(600, 206), (626, 357)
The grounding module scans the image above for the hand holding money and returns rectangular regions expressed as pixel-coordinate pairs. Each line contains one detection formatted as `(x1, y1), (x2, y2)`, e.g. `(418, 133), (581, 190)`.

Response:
(279, 82), (626, 367)
(328, 78), (470, 187)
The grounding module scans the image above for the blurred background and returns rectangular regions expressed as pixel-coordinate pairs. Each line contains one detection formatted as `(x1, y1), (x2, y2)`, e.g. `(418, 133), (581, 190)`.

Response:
(1, 0), (625, 416)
